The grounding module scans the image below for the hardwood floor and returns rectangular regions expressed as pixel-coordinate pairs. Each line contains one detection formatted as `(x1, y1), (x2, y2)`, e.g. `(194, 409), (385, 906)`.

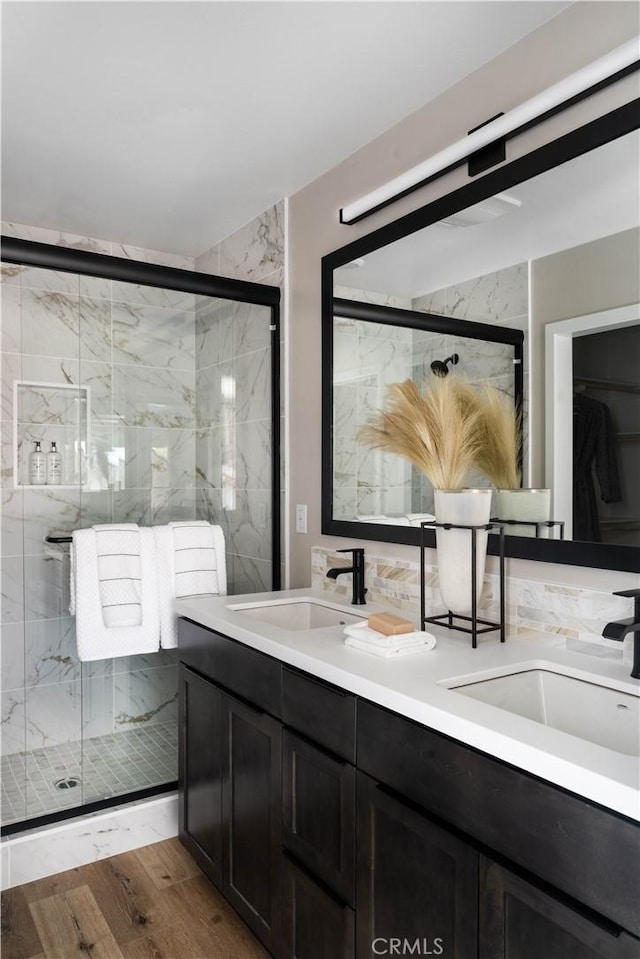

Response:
(1, 838), (270, 959)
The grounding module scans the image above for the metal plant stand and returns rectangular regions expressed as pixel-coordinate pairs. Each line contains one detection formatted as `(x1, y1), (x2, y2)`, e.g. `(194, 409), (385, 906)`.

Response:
(489, 518), (565, 539)
(420, 520), (506, 648)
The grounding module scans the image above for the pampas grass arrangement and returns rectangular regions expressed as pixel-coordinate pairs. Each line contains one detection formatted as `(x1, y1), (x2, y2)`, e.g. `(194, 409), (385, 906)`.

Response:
(358, 376), (521, 491)
(473, 386), (522, 490)
(358, 376), (484, 490)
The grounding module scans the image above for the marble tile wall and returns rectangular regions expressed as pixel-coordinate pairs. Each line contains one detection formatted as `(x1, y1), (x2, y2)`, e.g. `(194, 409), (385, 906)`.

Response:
(333, 285), (413, 311)
(333, 317), (414, 520)
(1, 223), (193, 797)
(413, 263), (529, 487)
(2, 213), (283, 807)
(311, 546), (635, 658)
(331, 273), (524, 518)
(195, 201), (284, 591)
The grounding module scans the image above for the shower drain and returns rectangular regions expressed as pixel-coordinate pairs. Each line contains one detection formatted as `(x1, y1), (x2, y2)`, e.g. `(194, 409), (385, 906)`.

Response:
(54, 777), (80, 790)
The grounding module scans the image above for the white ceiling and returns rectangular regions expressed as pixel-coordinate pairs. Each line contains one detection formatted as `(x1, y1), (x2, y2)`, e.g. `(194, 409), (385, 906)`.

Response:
(0, 1), (570, 257)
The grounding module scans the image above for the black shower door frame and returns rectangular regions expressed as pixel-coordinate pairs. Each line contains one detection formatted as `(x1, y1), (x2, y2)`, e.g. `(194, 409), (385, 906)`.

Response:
(0, 235), (282, 585)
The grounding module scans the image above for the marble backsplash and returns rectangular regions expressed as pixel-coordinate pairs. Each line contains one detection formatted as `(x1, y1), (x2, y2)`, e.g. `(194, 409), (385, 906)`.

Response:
(311, 546), (634, 657)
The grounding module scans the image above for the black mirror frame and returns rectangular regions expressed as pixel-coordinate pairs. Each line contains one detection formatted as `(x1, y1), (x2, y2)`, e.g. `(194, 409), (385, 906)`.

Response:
(322, 99), (640, 573)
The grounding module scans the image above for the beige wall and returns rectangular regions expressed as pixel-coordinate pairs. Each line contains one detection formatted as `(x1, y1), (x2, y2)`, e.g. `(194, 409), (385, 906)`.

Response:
(530, 227), (640, 485)
(287, 2), (640, 589)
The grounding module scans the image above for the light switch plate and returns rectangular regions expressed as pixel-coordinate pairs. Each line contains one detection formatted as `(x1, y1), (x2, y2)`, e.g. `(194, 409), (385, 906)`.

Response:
(295, 504), (307, 534)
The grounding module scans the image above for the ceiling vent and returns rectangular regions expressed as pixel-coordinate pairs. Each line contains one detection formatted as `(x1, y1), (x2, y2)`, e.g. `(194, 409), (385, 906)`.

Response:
(438, 192), (522, 228)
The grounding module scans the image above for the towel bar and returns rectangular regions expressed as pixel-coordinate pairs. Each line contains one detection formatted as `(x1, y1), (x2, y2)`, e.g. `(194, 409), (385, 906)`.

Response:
(44, 532), (72, 544)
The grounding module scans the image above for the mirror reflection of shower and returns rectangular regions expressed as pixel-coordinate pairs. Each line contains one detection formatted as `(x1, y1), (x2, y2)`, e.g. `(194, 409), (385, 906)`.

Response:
(430, 353), (459, 377)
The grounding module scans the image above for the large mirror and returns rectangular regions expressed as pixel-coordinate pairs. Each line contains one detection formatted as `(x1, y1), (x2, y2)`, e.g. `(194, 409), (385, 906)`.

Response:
(322, 105), (640, 571)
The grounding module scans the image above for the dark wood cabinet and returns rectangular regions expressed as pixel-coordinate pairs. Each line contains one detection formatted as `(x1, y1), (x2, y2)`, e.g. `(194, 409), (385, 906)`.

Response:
(357, 699), (640, 939)
(479, 857), (640, 959)
(179, 617), (282, 716)
(178, 619), (640, 959)
(282, 853), (355, 959)
(282, 728), (356, 905)
(282, 666), (356, 763)
(178, 642), (282, 957)
(356, 771), (478, 959)
(222, 693), (282, 954)
(178, 665), (223, 887)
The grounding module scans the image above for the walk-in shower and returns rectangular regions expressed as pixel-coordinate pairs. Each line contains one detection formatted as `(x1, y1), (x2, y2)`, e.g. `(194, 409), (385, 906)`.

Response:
(1, 237), (280, 831)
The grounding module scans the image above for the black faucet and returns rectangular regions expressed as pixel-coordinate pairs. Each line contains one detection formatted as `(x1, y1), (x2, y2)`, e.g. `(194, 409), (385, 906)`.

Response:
(602, 589), (640, 679)
(326, 548), (367, 605)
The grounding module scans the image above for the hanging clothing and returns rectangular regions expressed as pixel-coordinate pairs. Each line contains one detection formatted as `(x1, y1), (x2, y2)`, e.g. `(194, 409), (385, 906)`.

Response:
(573, 393), (622, 541)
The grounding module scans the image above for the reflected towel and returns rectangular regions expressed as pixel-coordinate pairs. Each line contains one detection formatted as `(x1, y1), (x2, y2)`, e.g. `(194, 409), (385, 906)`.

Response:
(357, 515), (411, 526)
(405, 513), (436, 527)
(155, 521), (227, 649)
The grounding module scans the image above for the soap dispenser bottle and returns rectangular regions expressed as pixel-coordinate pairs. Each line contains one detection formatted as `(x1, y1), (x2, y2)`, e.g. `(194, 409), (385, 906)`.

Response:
(29, 441), (47, 485)
(46, 441), (62, 485)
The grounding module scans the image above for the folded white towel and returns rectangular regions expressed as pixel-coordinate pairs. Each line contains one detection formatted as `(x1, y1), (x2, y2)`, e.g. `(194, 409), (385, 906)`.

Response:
(94, 525), (142, 627)
(343, 622), (419, 644)
(344, 634), (436, 657)
(155, 521), (227, 649)
(343, 620), (436, 657)
(70, 525), (160, 662)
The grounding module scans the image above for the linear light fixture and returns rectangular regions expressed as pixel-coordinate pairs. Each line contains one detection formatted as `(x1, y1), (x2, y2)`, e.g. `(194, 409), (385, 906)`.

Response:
(340, 36), (640, 225)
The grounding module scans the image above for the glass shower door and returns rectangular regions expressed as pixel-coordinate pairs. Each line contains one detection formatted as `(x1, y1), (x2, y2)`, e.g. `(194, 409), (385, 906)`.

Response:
(1, 245), (280, 830)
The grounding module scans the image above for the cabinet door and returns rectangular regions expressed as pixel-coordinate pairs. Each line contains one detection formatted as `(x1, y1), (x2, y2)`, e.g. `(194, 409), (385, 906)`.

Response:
(283, 729), (356, 905)
(282, 853), (355, 959)
(222, 692), (282, 955)
(178, 665), (223, 888)
(357, 771), (477, 959)
(480, 857), (640, 959)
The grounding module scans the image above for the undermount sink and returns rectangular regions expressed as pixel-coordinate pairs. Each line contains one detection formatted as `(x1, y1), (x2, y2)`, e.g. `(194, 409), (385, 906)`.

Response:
(445, 664), (639, 757)
(228, 598), (367, 631)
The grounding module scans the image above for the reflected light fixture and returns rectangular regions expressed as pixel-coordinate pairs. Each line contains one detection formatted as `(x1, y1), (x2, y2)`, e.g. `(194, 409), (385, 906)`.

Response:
(340, 36), (640, 225)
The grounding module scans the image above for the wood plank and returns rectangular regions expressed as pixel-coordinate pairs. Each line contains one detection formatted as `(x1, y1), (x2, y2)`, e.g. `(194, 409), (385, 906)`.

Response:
(160, 875), (269, 958)
(29, 884), (125, 959)
(134, 839), (200, 889)
(19, 866), (85, 904)
(82, 851), (175, 946)
(120, 923), (209, 959)
(1, 888), (44, 959)
(121, 907), (268, 959)
(5, 840), (266, 959)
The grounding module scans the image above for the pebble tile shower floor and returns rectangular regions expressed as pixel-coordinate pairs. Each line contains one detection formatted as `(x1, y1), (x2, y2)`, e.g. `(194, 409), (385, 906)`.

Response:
(1, 721), (177, 827)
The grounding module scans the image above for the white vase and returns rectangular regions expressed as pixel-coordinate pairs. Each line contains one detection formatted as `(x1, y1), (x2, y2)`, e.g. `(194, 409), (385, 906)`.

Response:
(434, 489), (492, 616)
(493, 488), (551, 538)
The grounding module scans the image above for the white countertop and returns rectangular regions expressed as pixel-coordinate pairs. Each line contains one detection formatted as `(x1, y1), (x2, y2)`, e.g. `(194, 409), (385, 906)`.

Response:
(175, 588), (640, 821)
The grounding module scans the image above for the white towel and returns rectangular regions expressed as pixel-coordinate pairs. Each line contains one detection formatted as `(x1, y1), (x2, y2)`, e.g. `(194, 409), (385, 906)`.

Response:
(155, 521), (227, 649)
(405, 513), (436, 527)
(94, 524), (142, 627)
(70, 525), (160, 662)
(343, 621), (436, 657)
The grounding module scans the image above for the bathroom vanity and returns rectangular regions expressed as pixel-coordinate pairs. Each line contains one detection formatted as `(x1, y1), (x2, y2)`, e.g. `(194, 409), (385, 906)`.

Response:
(176, 590), (640, 959)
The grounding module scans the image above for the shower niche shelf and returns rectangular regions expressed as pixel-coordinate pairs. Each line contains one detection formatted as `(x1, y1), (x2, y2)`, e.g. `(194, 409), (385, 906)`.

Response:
(13, 380), (90, 489)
